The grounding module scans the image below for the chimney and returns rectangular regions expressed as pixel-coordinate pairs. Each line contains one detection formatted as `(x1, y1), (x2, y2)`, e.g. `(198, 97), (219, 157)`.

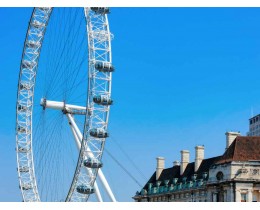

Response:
(156, 157), (165, 180)
(173, 161), (180, 166)
(180, 150), (189, 175)
(225, 131), (240, 150)
(195, 145), (204, 172)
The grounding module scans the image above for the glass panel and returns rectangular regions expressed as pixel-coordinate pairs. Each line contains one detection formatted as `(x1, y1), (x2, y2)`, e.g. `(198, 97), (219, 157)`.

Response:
(241, 193), (247, 202)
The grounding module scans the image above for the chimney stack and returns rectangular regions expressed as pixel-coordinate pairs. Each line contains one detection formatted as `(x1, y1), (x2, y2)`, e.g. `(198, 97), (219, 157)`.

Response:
(195, 145), (204, 172)
(173, 161), (180, 166)
(180, 150), (189, 175)
(225, 131), (240, 150)
(156, 157), (165, 180)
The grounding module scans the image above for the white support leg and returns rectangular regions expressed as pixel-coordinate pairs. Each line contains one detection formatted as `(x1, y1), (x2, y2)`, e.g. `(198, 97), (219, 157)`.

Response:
(69, 124), (103, 202)
(67, 113), (116, 202)
(93, 182), (103, 202)
(97, 169), (117, 202)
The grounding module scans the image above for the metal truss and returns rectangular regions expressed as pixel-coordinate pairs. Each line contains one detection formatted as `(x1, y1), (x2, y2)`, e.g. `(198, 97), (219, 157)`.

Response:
(16, 7), (115, 202)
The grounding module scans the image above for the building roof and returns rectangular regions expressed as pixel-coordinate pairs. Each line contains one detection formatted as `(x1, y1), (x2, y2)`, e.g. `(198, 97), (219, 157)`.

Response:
(142, 156), (221, 190)
(216, 136), (260, 164)
(249, 114), (260, 121)
(141, 136), (260, 191)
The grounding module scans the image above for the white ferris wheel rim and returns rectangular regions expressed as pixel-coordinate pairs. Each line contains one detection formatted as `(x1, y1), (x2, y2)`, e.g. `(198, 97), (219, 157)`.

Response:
(15, 7), (114, 202)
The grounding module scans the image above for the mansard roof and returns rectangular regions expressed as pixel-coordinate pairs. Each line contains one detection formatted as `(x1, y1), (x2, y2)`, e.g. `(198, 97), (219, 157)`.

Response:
(142, 156), (220, 190)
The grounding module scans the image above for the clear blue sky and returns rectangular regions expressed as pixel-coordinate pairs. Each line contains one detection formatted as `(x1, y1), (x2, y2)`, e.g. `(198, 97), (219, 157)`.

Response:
(1, 7), (260, 202)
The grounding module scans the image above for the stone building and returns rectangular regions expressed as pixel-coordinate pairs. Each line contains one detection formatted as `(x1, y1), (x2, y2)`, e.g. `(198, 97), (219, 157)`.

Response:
(248, 114), (260, 136)
(133, 132), (260, 202)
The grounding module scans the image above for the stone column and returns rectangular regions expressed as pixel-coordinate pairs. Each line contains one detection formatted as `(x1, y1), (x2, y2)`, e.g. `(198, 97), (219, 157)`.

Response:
(235, 190), (241, 202)
(248, 189), (253, 202)
(226, 183), (233, 202)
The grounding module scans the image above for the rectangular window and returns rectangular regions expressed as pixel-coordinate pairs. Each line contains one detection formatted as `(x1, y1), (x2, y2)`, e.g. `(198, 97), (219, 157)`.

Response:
(253, 194), (257, 202)
(241, 193), (247, 202)
(212, 193), (219, 202)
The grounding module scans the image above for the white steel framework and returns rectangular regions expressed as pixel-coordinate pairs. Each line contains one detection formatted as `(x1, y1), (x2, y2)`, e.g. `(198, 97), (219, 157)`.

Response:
(16, 7), (115, 202)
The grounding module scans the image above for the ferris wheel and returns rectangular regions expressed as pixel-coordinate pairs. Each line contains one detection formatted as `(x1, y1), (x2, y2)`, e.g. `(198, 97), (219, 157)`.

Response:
(15, 7), (116, 202)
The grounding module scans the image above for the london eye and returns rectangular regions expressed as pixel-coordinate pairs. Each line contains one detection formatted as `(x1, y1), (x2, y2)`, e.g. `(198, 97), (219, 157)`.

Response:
(15, 7), (115, 202)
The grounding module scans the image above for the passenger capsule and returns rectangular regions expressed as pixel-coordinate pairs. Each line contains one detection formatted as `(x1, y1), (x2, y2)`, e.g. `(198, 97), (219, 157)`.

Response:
(89, 128), (109, 138)
(18, 105), (27, 112)
(93, 95), (113, 105)
(26, 40), (41, 49)
(22, 60), (36, 69)
(20, 183), (32, 190)
(18, 146), (30, 153)
(76, 185), (94, 194)
(95, 62), (115, 72)
(20, 82), (32, 90)
(31, 20), (46, 28)
(90, 7), (110, 14)
(84, 158), (103, 168)
(19, 166), (29, 173)
(17, 126), (26, 133)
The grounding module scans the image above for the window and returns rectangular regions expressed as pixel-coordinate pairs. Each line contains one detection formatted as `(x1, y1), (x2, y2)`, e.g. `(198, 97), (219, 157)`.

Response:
(162, 196), (166, 201)
(216, 171), (224, 181)
(241, 193), (247, 202)
(212, 193), (219, 202)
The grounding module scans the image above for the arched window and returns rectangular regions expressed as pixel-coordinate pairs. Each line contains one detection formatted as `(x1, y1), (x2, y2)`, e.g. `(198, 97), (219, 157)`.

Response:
(216, 171), (224, 181)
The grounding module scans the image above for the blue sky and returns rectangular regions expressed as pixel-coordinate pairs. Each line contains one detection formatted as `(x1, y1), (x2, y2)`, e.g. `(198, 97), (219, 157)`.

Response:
(1, 7), (260, 202)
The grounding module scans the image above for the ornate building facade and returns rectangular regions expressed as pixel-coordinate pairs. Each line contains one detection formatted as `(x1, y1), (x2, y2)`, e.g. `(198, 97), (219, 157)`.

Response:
(133, 132), (260, 202)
